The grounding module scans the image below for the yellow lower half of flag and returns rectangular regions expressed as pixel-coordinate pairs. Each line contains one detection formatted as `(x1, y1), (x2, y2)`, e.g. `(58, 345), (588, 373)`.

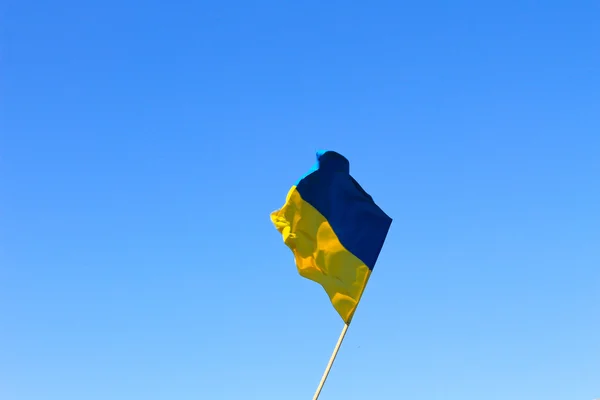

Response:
(271, 186), (371, 323)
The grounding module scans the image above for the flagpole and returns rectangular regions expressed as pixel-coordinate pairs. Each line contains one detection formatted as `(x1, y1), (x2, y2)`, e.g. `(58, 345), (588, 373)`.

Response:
(312, 276), (372, 400)
(311, 322), (350, 400)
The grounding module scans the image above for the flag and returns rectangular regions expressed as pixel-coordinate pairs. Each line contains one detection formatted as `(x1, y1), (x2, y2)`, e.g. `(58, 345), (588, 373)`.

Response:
(270, 150), (392, 323)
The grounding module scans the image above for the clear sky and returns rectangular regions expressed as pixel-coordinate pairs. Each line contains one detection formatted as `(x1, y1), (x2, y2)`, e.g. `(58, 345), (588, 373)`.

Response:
(2, 1), (599, 399)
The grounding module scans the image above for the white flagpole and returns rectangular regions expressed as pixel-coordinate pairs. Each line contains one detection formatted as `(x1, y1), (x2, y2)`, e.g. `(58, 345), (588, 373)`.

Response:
(311, 322), (350, 400)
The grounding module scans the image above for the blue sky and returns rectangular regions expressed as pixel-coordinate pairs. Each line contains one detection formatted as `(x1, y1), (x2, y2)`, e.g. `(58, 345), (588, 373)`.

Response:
(2, 1), (599, 399)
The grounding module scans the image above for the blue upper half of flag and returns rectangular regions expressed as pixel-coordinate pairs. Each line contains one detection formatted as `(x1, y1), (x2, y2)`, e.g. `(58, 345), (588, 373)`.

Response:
(295, 150), (392, 270)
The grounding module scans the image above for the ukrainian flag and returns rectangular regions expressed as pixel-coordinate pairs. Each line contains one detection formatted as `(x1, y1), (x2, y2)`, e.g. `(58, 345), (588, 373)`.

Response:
(270, 151), (392, 323)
